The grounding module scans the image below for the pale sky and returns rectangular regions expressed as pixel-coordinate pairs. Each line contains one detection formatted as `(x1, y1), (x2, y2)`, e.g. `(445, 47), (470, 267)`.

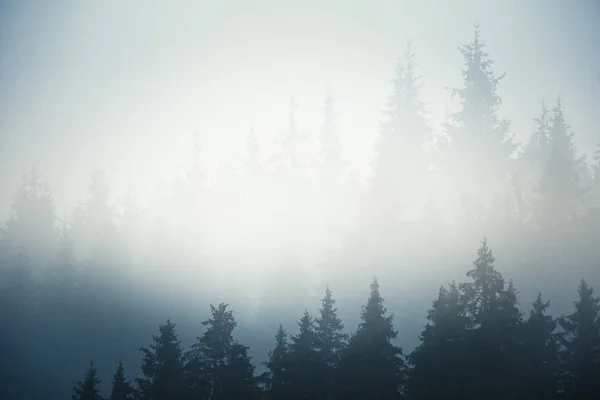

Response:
(1, 0), (599, 222)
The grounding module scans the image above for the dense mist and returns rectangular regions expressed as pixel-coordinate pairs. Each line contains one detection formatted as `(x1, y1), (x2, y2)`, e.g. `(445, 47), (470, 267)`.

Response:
(1, 1), (600, 399)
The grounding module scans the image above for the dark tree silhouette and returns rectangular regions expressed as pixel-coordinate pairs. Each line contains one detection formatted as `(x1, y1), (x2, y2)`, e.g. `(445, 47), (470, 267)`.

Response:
(108, 362), (134, 400)
(136, 320), (185, 400)
(520, 293), (561, 399)
(187, 303), (260, 400)
(315, 286), (347, 399)
(286, 310), (322, 399)
(263, 324), (291, 399)
(407, 282), (469, 399)
(72, 361), (103, 400)
(335, 278), (405, 399)
(558, 280), (600, 397)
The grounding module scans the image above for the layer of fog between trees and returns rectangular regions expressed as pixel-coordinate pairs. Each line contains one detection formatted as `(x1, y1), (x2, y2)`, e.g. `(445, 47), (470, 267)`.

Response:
(1, 25), (600, 399)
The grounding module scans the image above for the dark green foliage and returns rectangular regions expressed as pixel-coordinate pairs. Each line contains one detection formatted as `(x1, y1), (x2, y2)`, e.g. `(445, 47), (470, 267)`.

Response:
(558, 280), (600, 397)
(462, 239), (523, 399)
(263, 324), (291, 399)
(520, 293), (561, 399)
(315, 286), (347, 399)
(109, 362), (134, 400)
(72, 361), (103, 400)
(187, 303), (260, 400)
(335, 278), (405, 399)
(136, 320), (185, 400)
(407, 282), (469, 399)
(287, 310), (322, 399)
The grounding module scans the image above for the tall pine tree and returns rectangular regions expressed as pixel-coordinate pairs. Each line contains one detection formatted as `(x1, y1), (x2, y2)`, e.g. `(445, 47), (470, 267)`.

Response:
(109, 362), (134, 400)
(444, 24), (515, 222)
(558, 280), (600, 397)
(187, 303), (259, 400)
(287, 310), (322, 399)
(520, 293), (560, 399)
(263, 324), (291, 399)
(136, 320), (185, 400)
(407, 282), (469, 399)
(315, 286), (347, 399)
(335, 278), (405, 399)
(536, 98), (587, 235)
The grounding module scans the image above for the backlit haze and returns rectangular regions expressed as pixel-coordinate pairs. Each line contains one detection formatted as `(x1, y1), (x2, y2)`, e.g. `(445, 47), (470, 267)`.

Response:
(1, 0), (599, 318)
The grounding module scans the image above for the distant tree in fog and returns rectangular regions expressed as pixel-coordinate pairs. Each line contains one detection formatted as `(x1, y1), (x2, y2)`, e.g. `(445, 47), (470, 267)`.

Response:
(444, 24), (515, 222)
(535, 98), (588, 235)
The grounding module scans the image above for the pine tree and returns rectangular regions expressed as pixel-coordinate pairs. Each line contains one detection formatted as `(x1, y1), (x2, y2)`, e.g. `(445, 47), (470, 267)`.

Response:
(109, 362), (134, 400)
(520, 293), (560, 399)
(444, 24), (515, 219)
(514, 100), (551, 221)
(72, 361), (103, 400)
(536, 98), (587, 234)
(335, 278), (404, 399)
(462, 238), (523, 399)
(263, 324), (291, 399)
(187, 303), (259, 400)
(315, 286), (347, 399)
(286, 310), (322, 399)
(558, 280), (600, 397)
(136, 320), (185, 400)
(367, 40), (431, 226)
(407, 282), (469, 399)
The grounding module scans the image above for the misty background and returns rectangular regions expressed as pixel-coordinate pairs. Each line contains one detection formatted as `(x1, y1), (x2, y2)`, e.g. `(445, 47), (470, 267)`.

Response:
(1, 1), (600, 399)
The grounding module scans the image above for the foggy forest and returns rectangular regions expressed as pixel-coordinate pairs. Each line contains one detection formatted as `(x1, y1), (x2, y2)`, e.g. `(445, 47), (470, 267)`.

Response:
(1, 1), (600, 399)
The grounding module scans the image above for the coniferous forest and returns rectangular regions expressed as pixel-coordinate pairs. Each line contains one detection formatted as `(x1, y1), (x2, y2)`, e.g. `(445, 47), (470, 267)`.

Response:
(2, 5), (600, 400)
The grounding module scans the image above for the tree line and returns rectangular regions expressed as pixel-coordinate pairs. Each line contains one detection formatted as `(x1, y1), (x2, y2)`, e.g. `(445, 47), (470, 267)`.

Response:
(71, 239), (600, 400)
(2, 23), (600, 399)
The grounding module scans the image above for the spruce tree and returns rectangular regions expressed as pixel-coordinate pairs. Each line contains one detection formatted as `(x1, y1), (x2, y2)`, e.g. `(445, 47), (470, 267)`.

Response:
(407, 282), (469, 399)
(287, 310), (322, 399)
(462, 238), (523, 399)
(444, 24), (515, 220)
(72, 361), (103, 400)
(536, 98), (587, 234)
(263, 324), (291, 399)
(109, 362), (134, 400)
(558, 280), (600, 397)
(514, 100), (551, 221)
(367, 40), (431, 226)
(136, 320), (185, 400)
(315, 286), (347, 399)
(520, 293), (560, 399)
(335, 278), (404, 399)
(187, 303), (259, 400)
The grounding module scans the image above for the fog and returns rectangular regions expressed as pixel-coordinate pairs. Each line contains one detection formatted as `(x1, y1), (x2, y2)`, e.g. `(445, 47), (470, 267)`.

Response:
(1, 1), (600, 399)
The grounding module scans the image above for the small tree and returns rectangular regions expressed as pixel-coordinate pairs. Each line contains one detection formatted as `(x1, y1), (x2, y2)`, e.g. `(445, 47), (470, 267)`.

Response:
(72, 361), (103, 400)
(109, 362), (134, 400)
